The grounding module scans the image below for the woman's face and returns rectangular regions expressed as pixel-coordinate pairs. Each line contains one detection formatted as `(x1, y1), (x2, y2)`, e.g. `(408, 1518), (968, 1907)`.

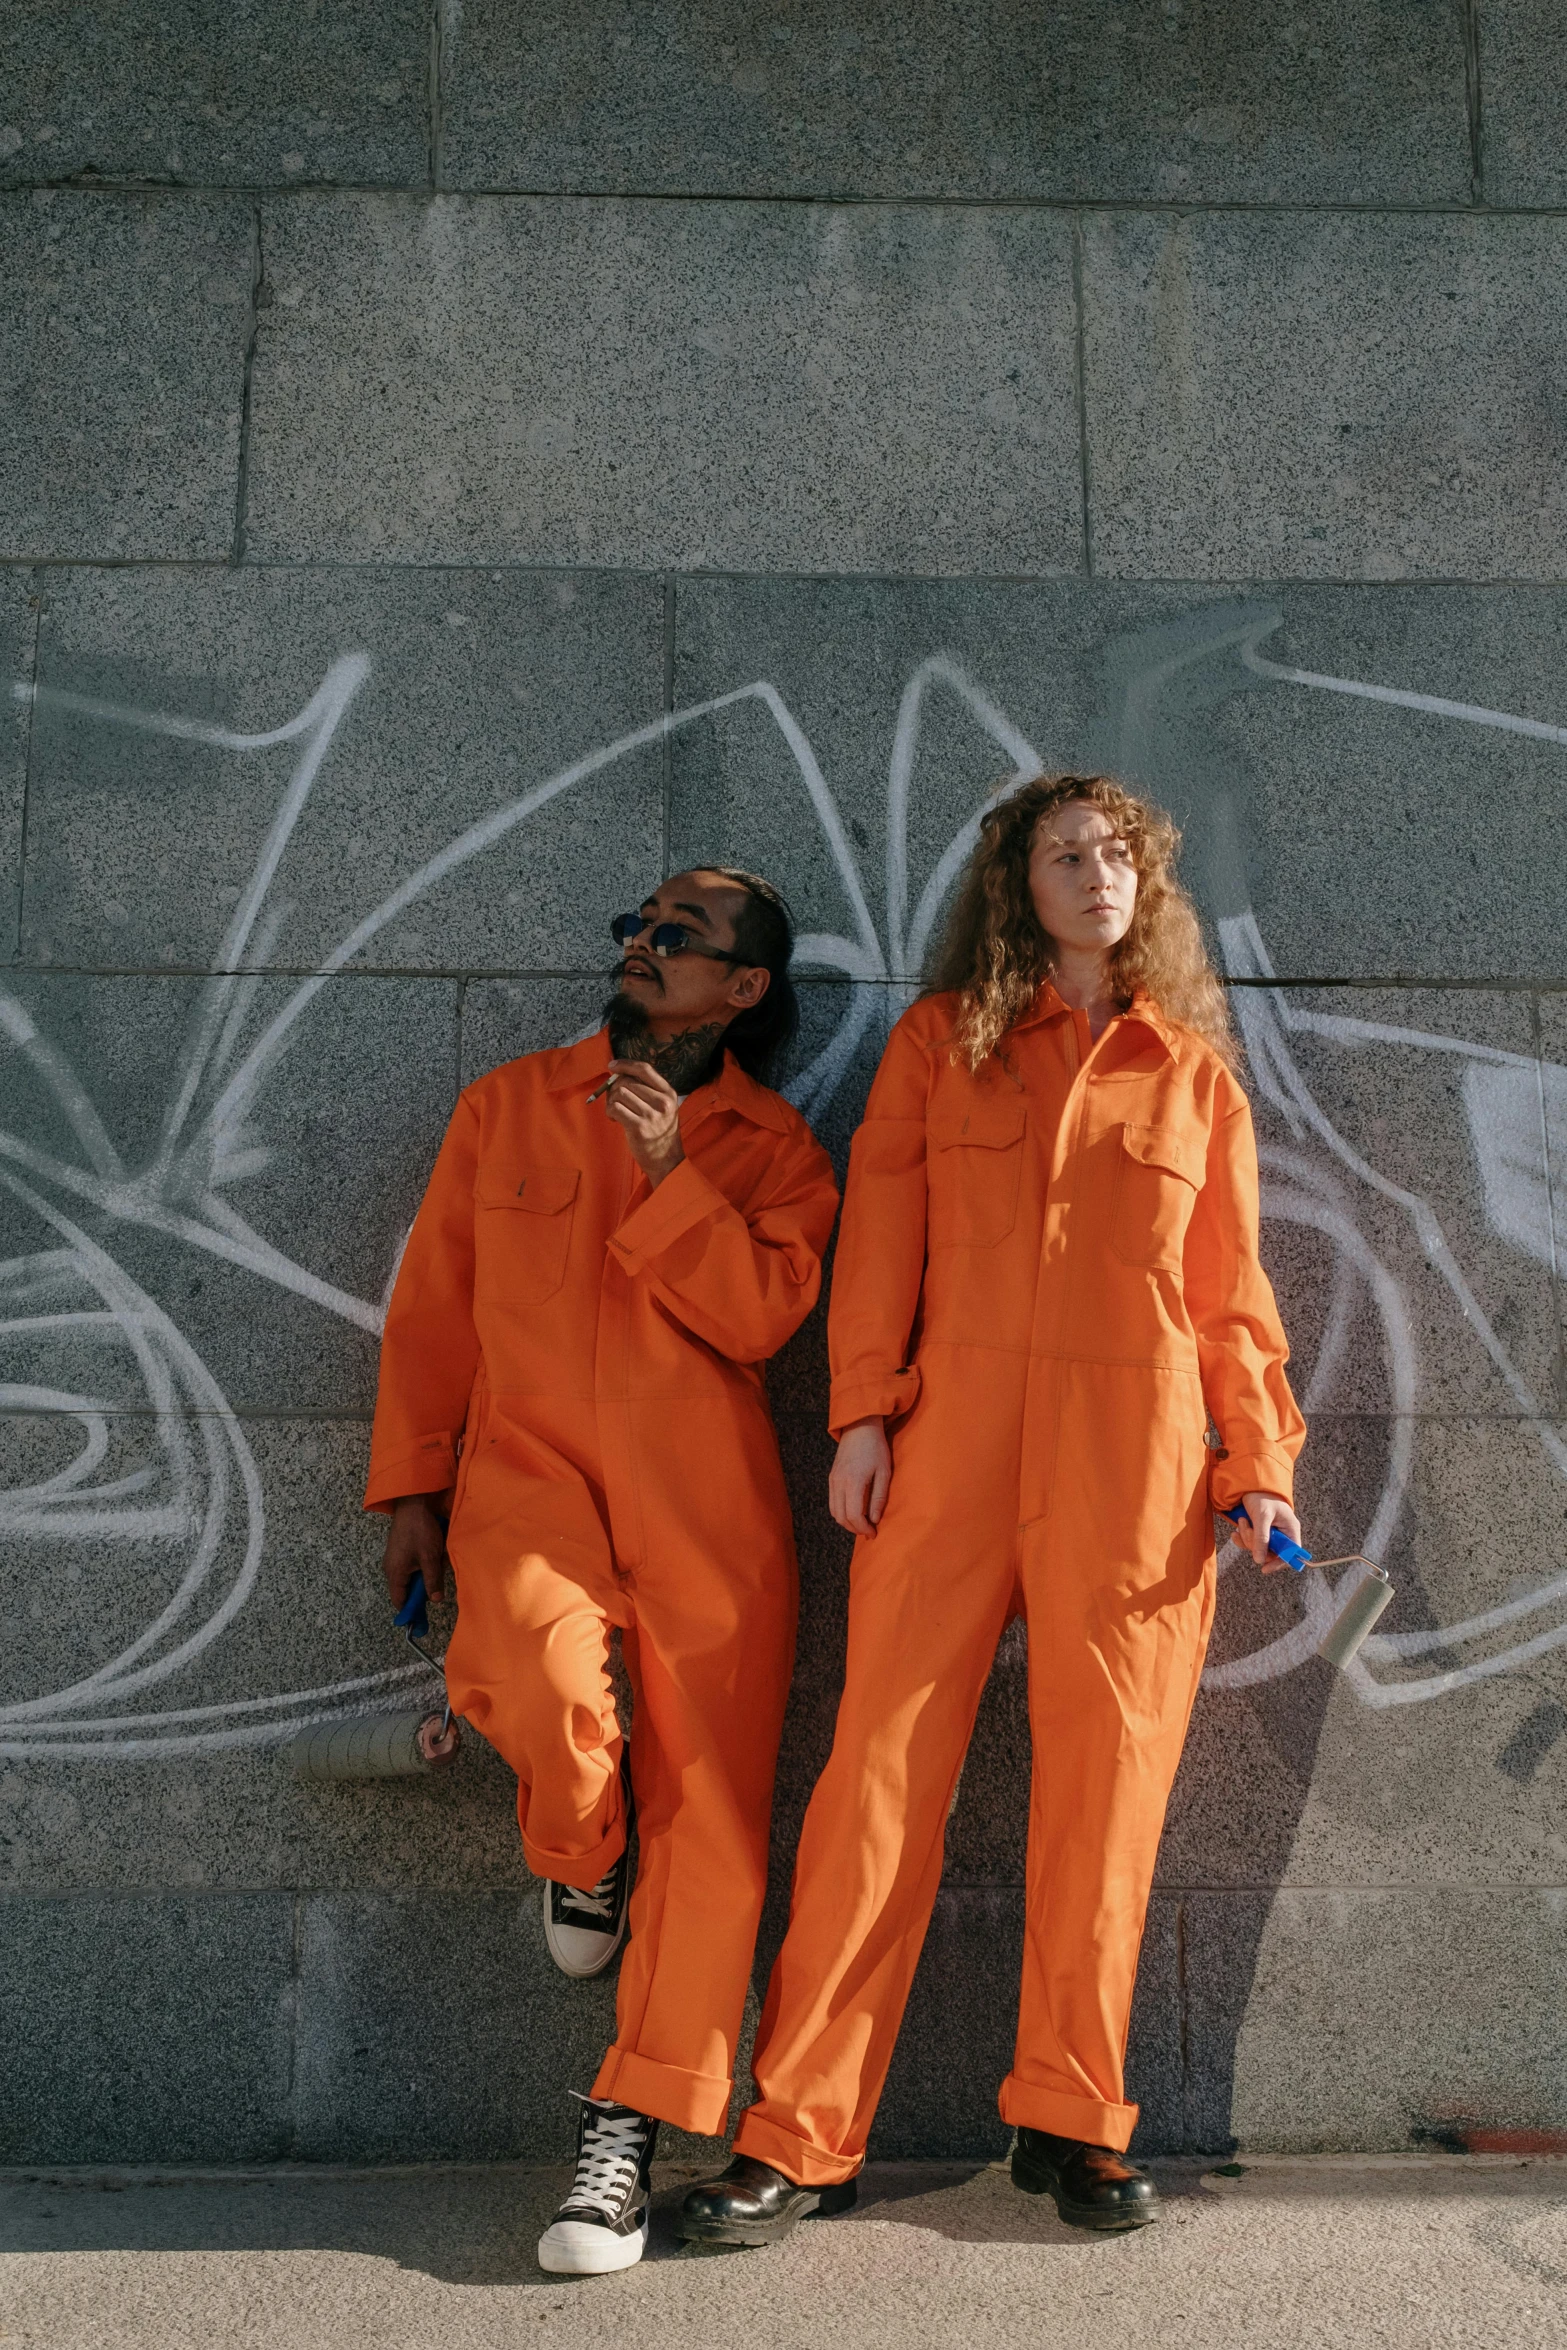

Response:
(1027, 800), (1139, 959)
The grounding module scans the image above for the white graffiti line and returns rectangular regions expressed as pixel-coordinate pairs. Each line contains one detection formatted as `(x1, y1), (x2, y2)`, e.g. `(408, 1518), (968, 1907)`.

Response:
(4, 655), (368, 1191)
(1216, 914), (1567, 1702)
(0, 993), (125, 1181)
(0, 1376), (114, 1408)
(3, 1500), (189, 1539)
(0, 647), (1065, 1754)
(0, 1252), (413, 1748)
(0, 1119), (384, 1333)
(17, 1664), (433, 1738)
(153, 655), (374, 1177)
(1202, 1164), (1415, 1693)
(1277, 1008), (1531, 1070)
(1239, 633), (1567, 748)
(788, 983), (885, 1125)
(0, 1171), (262, 1724)
(191, 683), (773, 1169)
(1222, 913), (1567, 1477)
(200, 654), (1045, 1163)
(4, 655), (1039, 1343)
(0, 1379), (114, 1502)
(885, 654), (1042, 979)
(9, 669), (368, 754)
(0, 1704), (421, 1762)
(5, 1463), (157, 1512)
(1343, 1609), (1567, 1711)
(8, 626), (1567, 1747)
(202, 893), (298, 1119)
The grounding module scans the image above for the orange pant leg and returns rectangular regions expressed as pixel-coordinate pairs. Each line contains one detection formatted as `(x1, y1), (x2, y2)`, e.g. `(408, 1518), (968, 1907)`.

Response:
(735, 1362), (1023, 2186)
(736, 1353), (1215, 2181)
(444, 1415), (629, 1889)
(592, 1510), (799, 2137)
(1001, 1481), (1216, 2151)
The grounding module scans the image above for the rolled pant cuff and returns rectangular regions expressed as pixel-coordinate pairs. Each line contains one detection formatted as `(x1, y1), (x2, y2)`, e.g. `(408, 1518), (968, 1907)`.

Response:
(520, 1812), (625, 1892)
(999, 2075), (1139, 2153)
(732, 2110), (864, 2188)
(592, 2046), (734, 2138)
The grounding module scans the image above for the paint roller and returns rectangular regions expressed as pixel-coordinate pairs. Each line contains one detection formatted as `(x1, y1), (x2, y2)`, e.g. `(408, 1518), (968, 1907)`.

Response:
(289, 1570), (462, 1781)
(1223, 1504), (1395, 1670)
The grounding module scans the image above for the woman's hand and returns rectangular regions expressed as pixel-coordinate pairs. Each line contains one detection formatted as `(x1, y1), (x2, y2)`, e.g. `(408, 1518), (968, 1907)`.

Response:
(603, 1059), (686, 1188)
(830, 1417), (893, 1537)
(1237, 1490), (1303, 1576)
(381, 1493), (451, 1606)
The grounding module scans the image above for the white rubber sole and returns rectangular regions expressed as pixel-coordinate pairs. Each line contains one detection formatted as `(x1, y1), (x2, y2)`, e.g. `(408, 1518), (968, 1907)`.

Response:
(537, 2208), (649, 2275)
(541, 1881), (629, 1979)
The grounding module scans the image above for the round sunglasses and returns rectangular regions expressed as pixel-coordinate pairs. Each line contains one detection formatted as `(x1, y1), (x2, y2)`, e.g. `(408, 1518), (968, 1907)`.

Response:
(610, 912), (743, 964)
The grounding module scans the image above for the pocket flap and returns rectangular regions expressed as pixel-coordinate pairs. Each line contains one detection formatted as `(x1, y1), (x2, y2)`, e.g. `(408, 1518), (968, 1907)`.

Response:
(477, 1168), (581, 1215)
(931, 1094), (1027, 1150)
(1120, 1123), (1203, 1187)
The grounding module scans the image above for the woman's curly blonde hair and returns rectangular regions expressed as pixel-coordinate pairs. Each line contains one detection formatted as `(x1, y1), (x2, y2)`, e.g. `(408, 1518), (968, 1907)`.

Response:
(928, 773), (1237, 1071)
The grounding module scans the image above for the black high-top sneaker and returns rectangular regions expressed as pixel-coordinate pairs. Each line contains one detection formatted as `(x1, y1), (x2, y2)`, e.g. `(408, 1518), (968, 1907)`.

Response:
(537, 2097), (660, 2275)
(543, 1753), (633, 1979)
(543, 1853), (632, 1978)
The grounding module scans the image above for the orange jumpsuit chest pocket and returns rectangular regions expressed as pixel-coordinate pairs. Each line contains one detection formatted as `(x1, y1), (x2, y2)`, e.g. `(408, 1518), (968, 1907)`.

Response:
(1109, 1122), (1204, 1271)
(926, 1092), (1028, 1249)
(474, 1167), (581, 1304)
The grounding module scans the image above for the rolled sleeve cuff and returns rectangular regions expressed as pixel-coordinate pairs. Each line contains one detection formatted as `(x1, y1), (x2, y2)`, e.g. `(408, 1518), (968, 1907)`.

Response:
(1210, 1446), (1298, 1515)
(828, 1364), (921, 1440)
(606, 1156), (725, 1273)
(363, 1433), (459, 1515)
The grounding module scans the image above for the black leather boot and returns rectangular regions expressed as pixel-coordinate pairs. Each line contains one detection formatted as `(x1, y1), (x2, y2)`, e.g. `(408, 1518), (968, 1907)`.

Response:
(1011, 2129), (1161, 2232)
(679, 2154), (858, 2247)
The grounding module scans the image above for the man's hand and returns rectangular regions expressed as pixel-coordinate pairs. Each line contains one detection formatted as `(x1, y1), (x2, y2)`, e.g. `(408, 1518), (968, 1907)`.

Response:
(1236, 1490), (1304, 1576)
(829, 1417), (893, 1538)
(602, 1058), (686, 1188)
(381, 1494), (451, 1607)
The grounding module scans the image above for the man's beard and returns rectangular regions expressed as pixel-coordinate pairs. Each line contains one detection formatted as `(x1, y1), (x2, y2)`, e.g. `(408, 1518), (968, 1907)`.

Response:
(602, 991), (727, 1094)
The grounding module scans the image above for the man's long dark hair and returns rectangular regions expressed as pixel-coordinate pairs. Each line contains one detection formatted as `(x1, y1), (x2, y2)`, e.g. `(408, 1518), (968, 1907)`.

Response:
(713, 867), (799, 1082)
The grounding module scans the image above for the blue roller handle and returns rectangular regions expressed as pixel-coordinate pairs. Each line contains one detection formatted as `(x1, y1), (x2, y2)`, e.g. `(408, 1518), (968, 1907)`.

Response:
(1223, 1503), (1312, 1574)
(394, 1571), (430, 1639)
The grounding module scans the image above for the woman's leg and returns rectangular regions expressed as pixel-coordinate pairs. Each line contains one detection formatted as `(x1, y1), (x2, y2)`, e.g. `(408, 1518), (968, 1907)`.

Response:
(1002, 1393), (1217, 2149)
(735, 1356), (1024, 2185)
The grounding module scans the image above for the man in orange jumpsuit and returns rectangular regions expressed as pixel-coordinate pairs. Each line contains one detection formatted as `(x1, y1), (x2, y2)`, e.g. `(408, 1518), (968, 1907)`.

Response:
(682, 783), (1305, 2244)
(365, 867), (838, 2277)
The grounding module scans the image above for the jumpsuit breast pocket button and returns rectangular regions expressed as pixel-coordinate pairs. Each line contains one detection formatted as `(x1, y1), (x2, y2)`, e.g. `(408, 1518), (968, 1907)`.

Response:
(928, 1096), (1027, 1249)
(1110, 1124), (1203, 1271)
(475, 1168), (580, 1303)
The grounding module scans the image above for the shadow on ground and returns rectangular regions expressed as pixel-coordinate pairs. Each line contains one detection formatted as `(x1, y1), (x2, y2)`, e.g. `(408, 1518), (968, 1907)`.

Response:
(0, 2159), (1224, 2283)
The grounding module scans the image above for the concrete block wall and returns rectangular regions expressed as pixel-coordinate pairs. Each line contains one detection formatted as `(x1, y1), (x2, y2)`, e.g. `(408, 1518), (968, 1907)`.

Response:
(3, 3), (1567, 2163)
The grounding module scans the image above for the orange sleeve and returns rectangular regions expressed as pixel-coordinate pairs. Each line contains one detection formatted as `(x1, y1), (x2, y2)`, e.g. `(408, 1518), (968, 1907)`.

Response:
(364, 1091), (481, 1513)
(606, 1129), (839, 1364)
(1183, 1082), (1306, 1511)
(825, 1014), (931, 1437)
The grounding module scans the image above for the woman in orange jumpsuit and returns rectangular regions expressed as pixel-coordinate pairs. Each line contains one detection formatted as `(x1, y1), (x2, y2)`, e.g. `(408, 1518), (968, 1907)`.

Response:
(682, 778), (1306, 2243)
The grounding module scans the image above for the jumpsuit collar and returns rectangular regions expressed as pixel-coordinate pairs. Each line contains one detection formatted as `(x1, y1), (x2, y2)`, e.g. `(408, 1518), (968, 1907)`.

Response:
(1008, 982), (1178, 1064)
(544, 1027), (792, 1131)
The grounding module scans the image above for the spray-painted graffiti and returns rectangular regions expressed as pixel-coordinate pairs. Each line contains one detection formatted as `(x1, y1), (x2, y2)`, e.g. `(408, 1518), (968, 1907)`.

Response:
(3, 605), (1565, 1760)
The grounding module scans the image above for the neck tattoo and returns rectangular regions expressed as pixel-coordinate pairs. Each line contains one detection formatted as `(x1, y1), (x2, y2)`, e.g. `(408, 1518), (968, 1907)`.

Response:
(605, 996), (728, 1093)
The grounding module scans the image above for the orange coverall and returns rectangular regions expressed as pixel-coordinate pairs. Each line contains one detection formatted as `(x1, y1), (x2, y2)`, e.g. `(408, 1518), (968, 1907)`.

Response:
(365, 1031), (839, 2135)
(733, 985), (1304, 2182)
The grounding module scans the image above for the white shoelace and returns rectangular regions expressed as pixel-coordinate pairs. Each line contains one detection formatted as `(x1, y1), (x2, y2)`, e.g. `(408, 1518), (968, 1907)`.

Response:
(558, 1868), (618, 1924)
(564, 2100), (648, 2220)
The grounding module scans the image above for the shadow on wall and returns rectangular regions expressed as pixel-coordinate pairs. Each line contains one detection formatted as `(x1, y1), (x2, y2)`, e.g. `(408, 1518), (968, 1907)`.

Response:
(5, 591), (1567, 2156)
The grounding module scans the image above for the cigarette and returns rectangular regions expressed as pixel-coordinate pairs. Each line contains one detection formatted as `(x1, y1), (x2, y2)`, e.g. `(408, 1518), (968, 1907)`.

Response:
(586, 1075), (618, 1105)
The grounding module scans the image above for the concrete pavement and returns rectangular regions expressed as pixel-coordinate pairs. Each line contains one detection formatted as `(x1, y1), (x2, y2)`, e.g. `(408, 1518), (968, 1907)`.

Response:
(2, 2154), (1564, 2350)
